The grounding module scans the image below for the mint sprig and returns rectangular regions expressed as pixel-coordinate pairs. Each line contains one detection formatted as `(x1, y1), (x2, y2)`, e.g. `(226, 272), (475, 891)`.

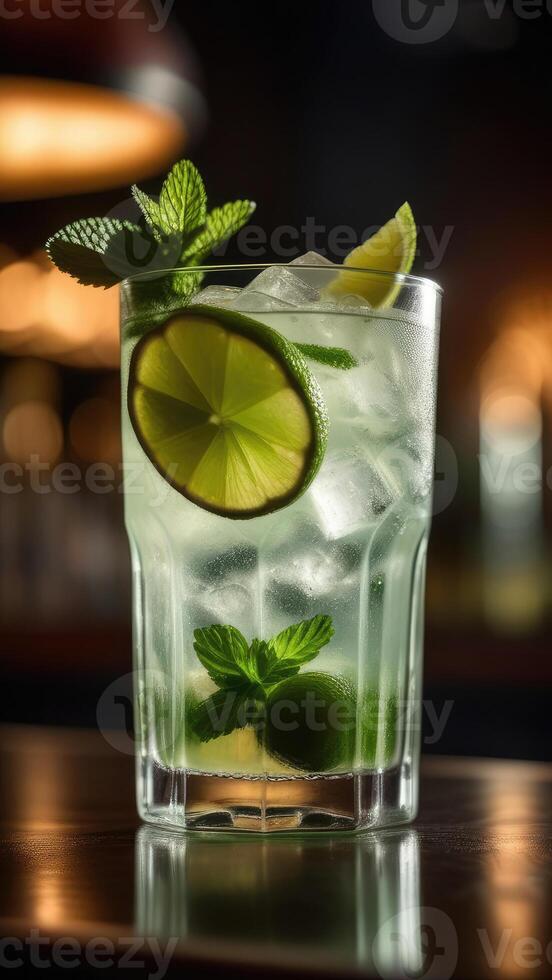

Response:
(190, 615), (334, 743)
(45, 159), (255, 289)
(45, 160), (358, 372)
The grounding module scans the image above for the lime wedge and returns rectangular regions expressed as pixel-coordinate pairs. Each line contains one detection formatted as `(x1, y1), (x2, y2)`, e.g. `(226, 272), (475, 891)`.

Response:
(327, 202), (417, 307)
(128, 305), (328, 518)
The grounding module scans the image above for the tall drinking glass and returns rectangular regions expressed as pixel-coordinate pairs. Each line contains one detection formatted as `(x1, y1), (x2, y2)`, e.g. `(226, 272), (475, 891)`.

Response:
(120, 264), (441, 832)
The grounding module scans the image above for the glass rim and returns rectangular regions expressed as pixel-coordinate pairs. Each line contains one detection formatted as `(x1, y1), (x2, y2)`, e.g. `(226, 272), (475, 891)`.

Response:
(120, 263), (443, 295)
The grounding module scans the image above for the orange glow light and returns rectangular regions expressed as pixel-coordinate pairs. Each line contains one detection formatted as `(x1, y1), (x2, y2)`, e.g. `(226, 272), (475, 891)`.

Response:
(3, 401), (63, 464)
(0, 77), (186, 200)
(0, 252), (119, 367)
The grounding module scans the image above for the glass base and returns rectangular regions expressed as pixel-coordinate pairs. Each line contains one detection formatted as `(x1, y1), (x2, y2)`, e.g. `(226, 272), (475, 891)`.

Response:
(138, 758), (417, 833)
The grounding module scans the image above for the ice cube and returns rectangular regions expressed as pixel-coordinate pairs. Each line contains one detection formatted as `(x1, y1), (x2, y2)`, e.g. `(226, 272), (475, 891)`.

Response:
(288, 251), (339, 293)
(363, 332), (409, 386)
(229, 291), (297, 313)
(192, 545), (257, 585)
(309, 450), (401, 540)
(192, 285), (242, 307)
(338, 293), (374, 310)
(290, 251), (336, 268)
(262, 514), (361, 619)
(295, 543), (360, 594)
(193, 584), (254, 635)
(351, 361), (404, 440)
(315, 359), (402, 447)
(316, 325), (419, 447)
(232, 266), (320, 311)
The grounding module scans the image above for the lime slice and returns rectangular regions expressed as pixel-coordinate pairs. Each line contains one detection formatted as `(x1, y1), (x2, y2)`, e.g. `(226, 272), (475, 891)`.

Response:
(264, 672), (356, 773)
(128, 305), (328, 518)
(326, 202), (416, 307)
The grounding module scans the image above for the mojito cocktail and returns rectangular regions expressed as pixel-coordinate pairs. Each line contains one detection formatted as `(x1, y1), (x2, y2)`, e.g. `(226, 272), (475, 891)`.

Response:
(121, 261), (440, 832)
(45, 159), (441, 833)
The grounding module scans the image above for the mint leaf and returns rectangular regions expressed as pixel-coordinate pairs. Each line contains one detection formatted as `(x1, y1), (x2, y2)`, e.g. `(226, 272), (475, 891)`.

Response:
(157, 160), (207, 237)
(189, 616), (336, 742)
(235, 637), (266, 686)
(248, 637), (271, 684)
(45, 217), (145, 287)
(264, 615), (334, 683)
(190, 688), (264, 743)
(259, 650), (301, 686)
(45, 240), (119, 288)
(132, 186), (163, 242)
(295, 343), (358, 370)
(193, 624), (257, 689)
(107, 226), (185, 280)
(46, 159), (253, 286)
(192, 616), (335, 693)
(184, 200), (256, 265)
(46, 216), (138, 255)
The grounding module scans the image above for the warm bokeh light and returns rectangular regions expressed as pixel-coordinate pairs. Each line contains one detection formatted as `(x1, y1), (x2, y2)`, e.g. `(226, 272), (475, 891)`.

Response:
(480, 290), (552, 405)
(480, 330), (547, 403)
(478, 293), (551, 634)
(484, 775), (541, 979)
(0, 251), (119, 367)
(0, 77), (186, 200)
(3, 401), (63, 464)
(480, 391), (542, 451)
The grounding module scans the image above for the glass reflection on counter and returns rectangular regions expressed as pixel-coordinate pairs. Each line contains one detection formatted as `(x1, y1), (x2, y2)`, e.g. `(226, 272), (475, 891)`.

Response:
(135, 828), (422, 976)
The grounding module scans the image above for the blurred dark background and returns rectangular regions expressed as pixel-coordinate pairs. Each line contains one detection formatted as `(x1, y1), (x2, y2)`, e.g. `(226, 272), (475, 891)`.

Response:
(1, 0), (551, 759)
